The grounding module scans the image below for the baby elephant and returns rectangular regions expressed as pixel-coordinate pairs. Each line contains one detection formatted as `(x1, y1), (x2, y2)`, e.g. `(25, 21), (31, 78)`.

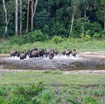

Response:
(65, 50), (72, 56)
(49, 50), (54, 59)
(72, 49), (77, 57)
(20, 53), (27, 60)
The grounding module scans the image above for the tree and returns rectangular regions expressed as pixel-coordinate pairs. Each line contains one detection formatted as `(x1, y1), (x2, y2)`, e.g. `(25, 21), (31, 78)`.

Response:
(31, 0), (38, 32)
(69, 0), (80, 37)
(2, 0), (8, 37)
(15, 0), (18, 35)
(100, 0), (105, 30)
(26, 0), (30, 33)
(96, 0), (105, 30)
(20, 0), (22, 35)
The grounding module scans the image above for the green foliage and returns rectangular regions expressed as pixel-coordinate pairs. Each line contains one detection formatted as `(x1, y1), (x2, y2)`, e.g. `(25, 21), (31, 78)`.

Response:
(0, 82), (44, 104)
(84, 35), (91, 41)
(93, 33), (102, 38)
(84, 97), (101, 104)
(1, 37), (105, 53)
(43, 25), (50, 33)
(9, 30), (49, 45)
(101, 30), (105, 38)
(84, 22), (102, 37)
(51, 36), (63, 44)
(0, 71), (105, 103)
(31, 30), (48, 41)
(80, 33), (85, 38)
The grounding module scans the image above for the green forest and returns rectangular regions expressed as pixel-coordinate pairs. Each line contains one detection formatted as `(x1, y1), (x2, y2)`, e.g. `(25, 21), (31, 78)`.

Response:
(0, 0), (105, 38)
(0, 0), (105, 52)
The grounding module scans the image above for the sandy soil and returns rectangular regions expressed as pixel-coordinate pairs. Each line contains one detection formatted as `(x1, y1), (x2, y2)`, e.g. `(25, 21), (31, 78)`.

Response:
(79, 51), (105, 59)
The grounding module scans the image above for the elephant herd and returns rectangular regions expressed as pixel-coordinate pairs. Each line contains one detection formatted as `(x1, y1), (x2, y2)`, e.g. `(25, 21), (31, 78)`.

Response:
(10, 48), (77, 60)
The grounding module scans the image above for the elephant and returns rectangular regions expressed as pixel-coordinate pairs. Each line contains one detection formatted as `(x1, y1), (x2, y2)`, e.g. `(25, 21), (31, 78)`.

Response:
(29, 50), (39, 58)
(29, 48), (38, 52)
(72, 49), (77, 57)
(20, 52), (27, 60)
(62, 50), (66, 55)
(46, 49), (51, 55)
(49, 50), (54, 59)
(15, 51), (20, 57)
(10, 50), (17, 57)
(38, 50), (45, 57)
(27, 48), (38, 56)
(54, 49), (58, 55)
(65, 49), (72, 56)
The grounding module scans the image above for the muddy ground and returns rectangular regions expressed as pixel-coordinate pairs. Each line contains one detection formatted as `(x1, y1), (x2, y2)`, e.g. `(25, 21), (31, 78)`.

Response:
(0, 51), (105, 74)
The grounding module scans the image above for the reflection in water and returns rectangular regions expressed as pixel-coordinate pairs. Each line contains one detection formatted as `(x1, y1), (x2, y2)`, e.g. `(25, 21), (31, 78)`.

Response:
(0, 54), (105, 70)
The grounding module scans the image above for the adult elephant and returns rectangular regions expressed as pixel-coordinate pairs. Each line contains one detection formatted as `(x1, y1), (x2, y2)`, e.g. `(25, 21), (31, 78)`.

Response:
(10, 50), (17, 57)
(29, 50), (39, 58)
(27, 48), (38, 56)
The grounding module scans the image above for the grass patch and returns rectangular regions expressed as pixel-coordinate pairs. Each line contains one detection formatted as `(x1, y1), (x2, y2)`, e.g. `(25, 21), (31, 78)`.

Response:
(1, 38), (105, 53)
(0, 71), (105, 103)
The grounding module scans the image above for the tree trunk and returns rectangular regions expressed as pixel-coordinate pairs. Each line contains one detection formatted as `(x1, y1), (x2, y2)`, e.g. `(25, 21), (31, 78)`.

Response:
(26, 0), (30, 33)
(69, 6), (76, 38)
(20, 0), (22, 35)
(3, 0), (8, 37)
(15, 0), (18, 35)
(31, 0), (34, 32)
(31, 0), (38, 32)
(104, 12), (105, 30)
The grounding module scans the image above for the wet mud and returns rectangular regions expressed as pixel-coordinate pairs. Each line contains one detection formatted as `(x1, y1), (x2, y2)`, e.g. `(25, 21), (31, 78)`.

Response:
(0, 52), (105, 71)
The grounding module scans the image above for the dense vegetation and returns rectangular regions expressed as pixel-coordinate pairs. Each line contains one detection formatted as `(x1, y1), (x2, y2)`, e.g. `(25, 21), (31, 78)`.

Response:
(0, 71), (105, 104)
(0, 38), (105, 53)
(0, 0), (105, 53)
(0, 0), (105, 39)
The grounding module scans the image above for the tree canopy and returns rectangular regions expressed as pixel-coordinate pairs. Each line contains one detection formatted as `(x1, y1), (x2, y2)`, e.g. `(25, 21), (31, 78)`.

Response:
(0, 0), (105, 38)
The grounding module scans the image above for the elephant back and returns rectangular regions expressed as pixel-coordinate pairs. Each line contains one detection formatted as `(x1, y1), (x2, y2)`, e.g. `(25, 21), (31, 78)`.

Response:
(10, 50), (17, 57)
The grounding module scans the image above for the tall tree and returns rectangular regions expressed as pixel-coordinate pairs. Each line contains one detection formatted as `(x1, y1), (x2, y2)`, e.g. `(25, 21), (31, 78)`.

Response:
(31, 0), (38, 32)
(101, 0), (105, 30)
(26, 0), (30, 32)
(15, 0), (18, 35)
(2, 0), (8, 37)
(20, 0), (22, 35)
(69, 0), (80, 37)
(96, 0), (105, 30)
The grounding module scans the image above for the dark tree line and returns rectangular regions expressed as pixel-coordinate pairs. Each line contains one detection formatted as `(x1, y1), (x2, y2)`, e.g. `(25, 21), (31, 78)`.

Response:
(0, 0), (105, 38)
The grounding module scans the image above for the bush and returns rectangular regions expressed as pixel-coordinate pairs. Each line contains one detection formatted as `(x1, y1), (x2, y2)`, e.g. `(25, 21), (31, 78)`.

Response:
(84, 35), (91, 41)
(93, 33), (102, 38)
(51, 36), (63, 44)
(31, 30), (48, 41)
(84, 22), (102, 36)
(9, 30), (49, 45)
(101, 30), (105, 38)
(80, 33), (85, 38)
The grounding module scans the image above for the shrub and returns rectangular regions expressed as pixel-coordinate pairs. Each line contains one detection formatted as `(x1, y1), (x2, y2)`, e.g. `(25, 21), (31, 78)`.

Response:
(51, 36), (63, 44)
(101, 30), (105, 38)
(93, 33), (102, 38)
(9, 30), (49, 45)
(84, 35), (91, 41)
(80, 33), (85, 38)
(31, 30), (47, 41)
(84, 97), (100, 104)
(43, 25), (50, 33)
